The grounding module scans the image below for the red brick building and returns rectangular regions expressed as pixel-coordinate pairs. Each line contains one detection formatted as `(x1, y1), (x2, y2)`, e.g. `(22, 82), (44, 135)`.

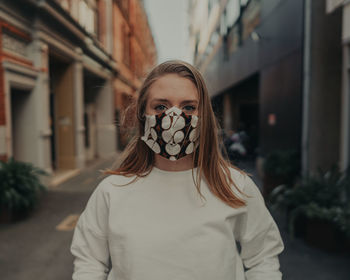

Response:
(112, 0), (157, 147)
(0, 0), (157, 184)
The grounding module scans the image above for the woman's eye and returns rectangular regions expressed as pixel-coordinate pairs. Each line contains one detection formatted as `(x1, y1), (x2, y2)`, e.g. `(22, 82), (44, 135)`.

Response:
(183, 105), (196, 112)
(154, 104), (167, 112)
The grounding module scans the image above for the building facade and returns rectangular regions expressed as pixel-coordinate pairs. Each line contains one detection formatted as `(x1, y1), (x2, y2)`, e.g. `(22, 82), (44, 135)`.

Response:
(112, 0), (157, 148)
(0, 0), (156, 185)
(189, 0), (343, 175)
(327, 0), (350, 172)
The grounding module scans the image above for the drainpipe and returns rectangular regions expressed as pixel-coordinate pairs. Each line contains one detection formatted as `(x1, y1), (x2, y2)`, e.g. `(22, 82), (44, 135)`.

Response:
(301, 0), (312, 176)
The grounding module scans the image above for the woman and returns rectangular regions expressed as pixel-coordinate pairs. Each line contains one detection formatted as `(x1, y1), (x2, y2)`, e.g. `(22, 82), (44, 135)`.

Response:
(70, 60), (284, 280)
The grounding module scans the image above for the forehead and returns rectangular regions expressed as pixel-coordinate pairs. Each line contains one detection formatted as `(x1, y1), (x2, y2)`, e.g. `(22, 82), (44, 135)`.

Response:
(147, 74), (199, 102)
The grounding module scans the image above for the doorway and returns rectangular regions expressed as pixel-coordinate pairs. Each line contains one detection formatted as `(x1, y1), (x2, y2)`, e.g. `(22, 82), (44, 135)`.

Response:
(10, 88), (34, 163)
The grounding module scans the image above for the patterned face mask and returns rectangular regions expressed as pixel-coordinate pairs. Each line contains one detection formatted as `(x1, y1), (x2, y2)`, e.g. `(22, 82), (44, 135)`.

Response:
(141, 106), (200, 161)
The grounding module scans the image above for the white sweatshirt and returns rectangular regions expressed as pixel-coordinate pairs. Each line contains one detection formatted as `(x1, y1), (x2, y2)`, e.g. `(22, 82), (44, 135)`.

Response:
(70, 166), (284, 280)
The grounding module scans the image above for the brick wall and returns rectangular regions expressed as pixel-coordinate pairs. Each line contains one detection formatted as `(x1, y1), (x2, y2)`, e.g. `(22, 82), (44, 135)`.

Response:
(113, 0), (157, 81)
(0, 24), (5, 126)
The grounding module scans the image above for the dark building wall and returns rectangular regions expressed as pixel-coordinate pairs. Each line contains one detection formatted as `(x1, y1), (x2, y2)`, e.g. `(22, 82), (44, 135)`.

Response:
(204, 0), (304, 97)
(203, 0), (304, 157)
(260, 51), (302, 154)
(307, 0), (342, 172)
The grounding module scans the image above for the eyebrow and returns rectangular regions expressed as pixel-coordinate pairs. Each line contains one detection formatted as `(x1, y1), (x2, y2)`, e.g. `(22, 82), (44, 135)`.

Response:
(150, 98), (199, 105)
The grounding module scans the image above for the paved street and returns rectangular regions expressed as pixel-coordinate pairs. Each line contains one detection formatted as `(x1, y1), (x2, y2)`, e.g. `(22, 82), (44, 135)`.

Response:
(0, 155), (117, 280)
(0, 157), (349, 280)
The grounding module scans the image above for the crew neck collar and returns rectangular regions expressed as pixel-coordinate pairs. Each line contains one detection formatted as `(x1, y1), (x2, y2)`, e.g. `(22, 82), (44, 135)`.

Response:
(152, 166), (198, 174)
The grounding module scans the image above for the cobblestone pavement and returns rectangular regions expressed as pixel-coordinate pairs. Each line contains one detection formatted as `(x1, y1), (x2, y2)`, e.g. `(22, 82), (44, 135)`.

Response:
(0, 156), (349, 280)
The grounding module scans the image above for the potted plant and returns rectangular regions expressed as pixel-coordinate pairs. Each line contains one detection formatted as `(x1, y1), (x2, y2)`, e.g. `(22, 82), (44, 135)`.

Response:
(0, 157), (48, 223)
(262, 149), (300, 198)
(269, 165), (350, 252)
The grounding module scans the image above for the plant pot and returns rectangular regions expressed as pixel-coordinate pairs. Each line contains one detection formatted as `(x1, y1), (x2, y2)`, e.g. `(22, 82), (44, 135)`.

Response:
(305, 218), (345, 252)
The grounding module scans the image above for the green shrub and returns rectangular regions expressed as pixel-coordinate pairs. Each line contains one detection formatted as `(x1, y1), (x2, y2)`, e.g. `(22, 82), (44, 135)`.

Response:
(0, 157), (48, 215)
(269, 165), (350, 238)
(263, 149), (300, 186)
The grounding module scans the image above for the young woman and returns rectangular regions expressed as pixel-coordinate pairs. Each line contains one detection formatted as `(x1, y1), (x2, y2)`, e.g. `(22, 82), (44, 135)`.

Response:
(70, 60), (284, 280)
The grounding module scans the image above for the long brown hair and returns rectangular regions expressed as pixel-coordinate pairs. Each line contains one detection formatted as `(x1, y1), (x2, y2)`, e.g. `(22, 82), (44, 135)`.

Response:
(103, 60), (247, 208)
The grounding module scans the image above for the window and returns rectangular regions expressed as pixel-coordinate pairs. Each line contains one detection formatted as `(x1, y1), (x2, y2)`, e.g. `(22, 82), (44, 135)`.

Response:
(220, 8), (228, 36)
(194, 32), (200, 60)
(59, 0), (70, 10)
(122, 24), (130, 67)
(116, 0), (129, 19)
(242, 0), (261, 41)
(226, 0), (240, 27)
(78, 0), (98, 36)
(208, 0), (217, 13)
(240, 0), (249, 6)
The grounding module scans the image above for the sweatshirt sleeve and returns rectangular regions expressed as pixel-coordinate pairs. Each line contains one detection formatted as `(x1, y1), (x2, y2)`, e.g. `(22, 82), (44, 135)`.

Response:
(70, 177), (111, 280)
(234, 174), (284, 280)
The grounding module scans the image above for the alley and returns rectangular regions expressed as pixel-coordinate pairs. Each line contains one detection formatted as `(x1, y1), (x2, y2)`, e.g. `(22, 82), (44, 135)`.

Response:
(1, 0), (350, 279)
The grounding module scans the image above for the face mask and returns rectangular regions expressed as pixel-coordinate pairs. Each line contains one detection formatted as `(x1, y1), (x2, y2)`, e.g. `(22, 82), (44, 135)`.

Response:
(141, 106), (200, 161)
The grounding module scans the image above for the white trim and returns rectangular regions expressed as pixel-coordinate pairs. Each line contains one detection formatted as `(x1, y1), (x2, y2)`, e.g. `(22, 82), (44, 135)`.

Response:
(82, 54), (111, 79)
(34, 30), (79, 60)
(2, 60), (38, 80)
